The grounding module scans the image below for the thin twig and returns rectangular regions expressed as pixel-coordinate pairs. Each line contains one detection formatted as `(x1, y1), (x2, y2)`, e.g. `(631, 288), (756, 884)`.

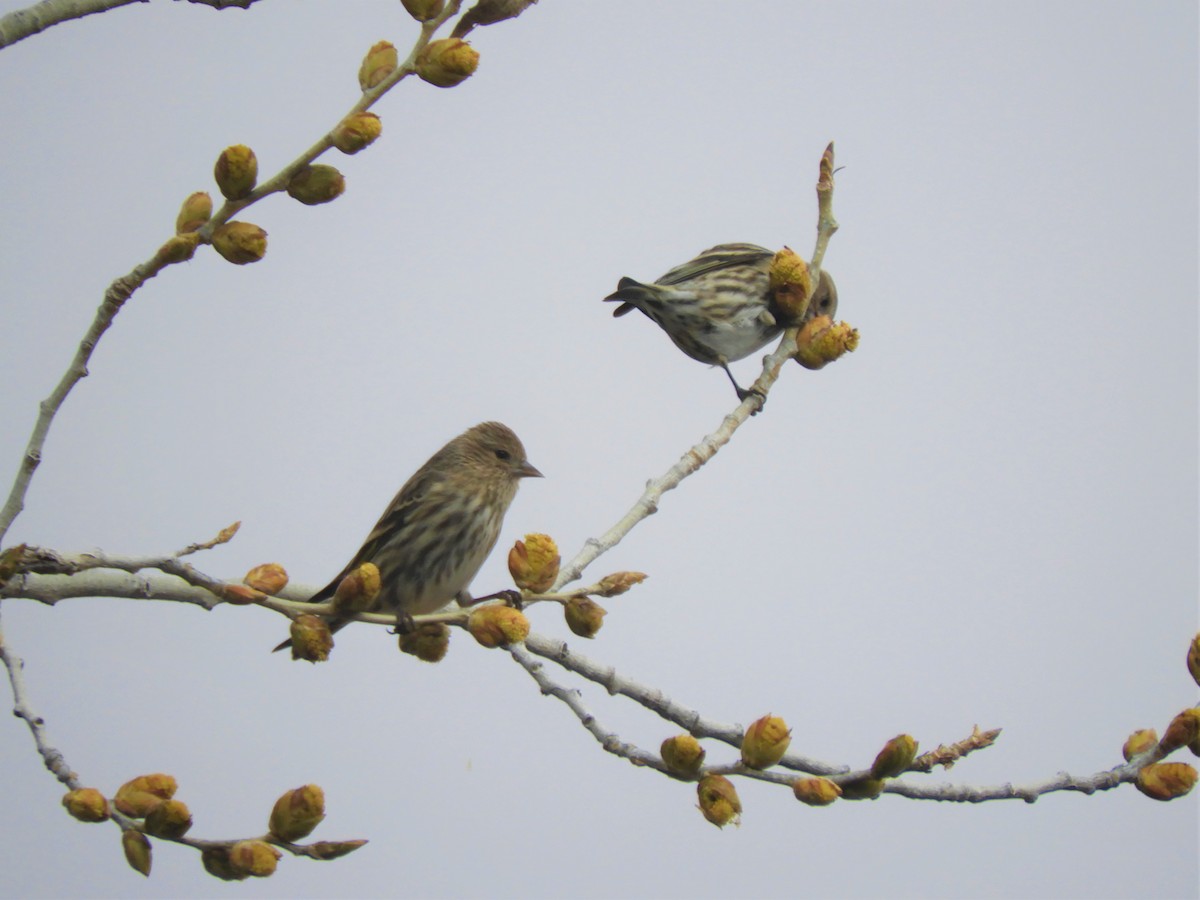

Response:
(0, 605), (79, 789)
(0, 0), (260, 51)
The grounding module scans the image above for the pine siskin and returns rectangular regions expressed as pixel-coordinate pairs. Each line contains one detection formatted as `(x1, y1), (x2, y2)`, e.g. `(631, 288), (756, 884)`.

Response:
(604, 243), (838, 400)
(274, 422), (541, 651)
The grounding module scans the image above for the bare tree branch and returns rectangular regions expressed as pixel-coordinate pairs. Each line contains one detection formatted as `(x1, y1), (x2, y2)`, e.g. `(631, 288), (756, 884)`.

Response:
(0, 0), (261, 51)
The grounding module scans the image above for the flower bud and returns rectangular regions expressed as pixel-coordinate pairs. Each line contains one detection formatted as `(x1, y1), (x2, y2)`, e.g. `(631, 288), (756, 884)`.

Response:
(660, 734), (705, 779)
(452, 0), (538, 38)
(507, 533), (560, 593)
(175, 191), (212, 234)
(1123, 728), (1159, 761)
(114, 774), (177, 817)
(220, 583), (266, 605)
(399, 622), (451, 662)
(468, 605), (530, 648)
(871, 734), (919, 779)
(1158, 708), (1200, 756)
(794, 315), (859, 370)
(307, 839), (369, 860)
(122, 830), (152, 877)
(290, 614), (333, 662)
(269, 784), (325, 842)
(839, 777), (886, 800)
(244, 563), (288, 595)
(596, 571), (647, 597)
(358, 40), (398, 91)
(401, 0), (444, 21)
(213, 144), (257, 200)
(287, 164), (346, 206)
(740, 714), (791, 769)
(212, 221), (267, 265)
(1135, 762), (1198, 801)
(696, 774), (741, 828)
(0, 543), (28, 586)
(416, 38), (479, 88)
(564, 597), (606, 638)
(62, 788), (110, 823)
(332, 112), (383, 155)
(143, 798), (193, 839)
(202, 847), (248, 881)
(768, 246), (813, 323)
(1188, 632), (1200, 688)
(793, 777), (842, 806)
(333, 562), (381, 613)
(228, 840), (280, 878)
(154, 233), (201, 266)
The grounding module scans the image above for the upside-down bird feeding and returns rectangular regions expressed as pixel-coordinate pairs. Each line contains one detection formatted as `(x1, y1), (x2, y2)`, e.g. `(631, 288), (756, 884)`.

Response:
(604, 242), (837, 400)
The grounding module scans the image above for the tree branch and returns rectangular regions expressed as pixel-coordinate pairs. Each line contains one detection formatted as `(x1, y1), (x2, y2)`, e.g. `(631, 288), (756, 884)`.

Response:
(0, 0), (260, 51)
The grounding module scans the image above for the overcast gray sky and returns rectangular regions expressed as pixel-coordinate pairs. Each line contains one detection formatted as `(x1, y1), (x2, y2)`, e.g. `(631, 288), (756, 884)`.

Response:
(0, 1), (1196, 898)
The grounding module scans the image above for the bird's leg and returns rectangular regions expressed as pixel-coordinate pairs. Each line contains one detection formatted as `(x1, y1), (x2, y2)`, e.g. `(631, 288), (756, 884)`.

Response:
(722, 361), (766, 413)
(461, 588), (524, 609)
(387, 611), (416, 635)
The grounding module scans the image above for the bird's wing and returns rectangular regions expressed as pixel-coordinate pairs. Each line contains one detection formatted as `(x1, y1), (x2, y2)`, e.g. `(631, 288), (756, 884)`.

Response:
(655, 243), (772, 286)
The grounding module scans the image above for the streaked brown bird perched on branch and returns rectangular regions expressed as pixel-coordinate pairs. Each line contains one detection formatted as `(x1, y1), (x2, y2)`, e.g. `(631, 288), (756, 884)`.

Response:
(604, 243), (838, 400)
(273, 422), (541, 651)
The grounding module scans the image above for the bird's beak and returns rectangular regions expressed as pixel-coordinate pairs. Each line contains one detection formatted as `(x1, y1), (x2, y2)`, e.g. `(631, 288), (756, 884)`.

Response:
(519, 462), (544, 479)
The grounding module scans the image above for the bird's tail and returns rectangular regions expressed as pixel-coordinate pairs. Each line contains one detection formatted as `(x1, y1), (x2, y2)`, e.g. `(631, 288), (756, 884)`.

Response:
(603, 276), (655, 317)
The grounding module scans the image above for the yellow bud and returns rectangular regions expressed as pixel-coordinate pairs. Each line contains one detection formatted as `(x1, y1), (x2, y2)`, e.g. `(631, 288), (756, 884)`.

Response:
(1187, 632), (1200, 688)
(399, 622), (451, 662)
(596, 571), (647, 597)
(660, 734), (705, 779)
(307, 839), (370, 860)
(332, 111), (383, 155)
(62, 788), (110, 823)
(0, 543), (28, 586)
(143, 798), (193, 839)
(1135, 762), (1198, 801)
(175, 191), (212, 234)
(507, 533), (560, 593)
(220, 583), (266, 605)
(740, 714), (792, 769)
(244, 563), (288, 595)
(155, 232), (201, 266)
(401, 0), (444, 20)
(358, 40), (398, 91)
(767, 246), (814, 323)
(1159, 708), (1200, 756)
(871, 734), (919, 779)
(794, 315), (859, 370)
(333, 562), (382, 613)
(269, 784), (326, 842)
(290, 614), (333, 662)
(114, 774), (177, 817)
(228, 840), (280, 878)
(211, 221), (267, 265)
(564, 596), (607, 638)
(839, 777), (886, 800)
(468, 605), (530, 648)
(213, 144), (257, 200)
(287, 164), (346, 206)
(202, 847), (248, 881)
(1123, 728), (1159, 761)
(122, 830), (152, 876)
(793, 777), (842, 806)
(416, 38), (480, 88)
(696, 774), (741, 828)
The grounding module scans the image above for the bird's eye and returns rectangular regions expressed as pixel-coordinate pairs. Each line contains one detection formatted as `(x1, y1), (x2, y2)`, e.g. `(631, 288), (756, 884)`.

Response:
(494, 448), (511, 461)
